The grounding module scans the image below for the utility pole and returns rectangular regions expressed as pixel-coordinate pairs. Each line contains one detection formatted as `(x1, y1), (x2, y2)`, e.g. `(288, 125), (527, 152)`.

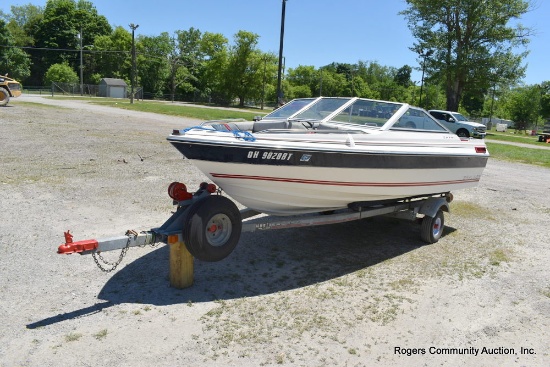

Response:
(79, 27), (83, 96)
(129, 23), (139, 104)
(276, 0), (287, 106)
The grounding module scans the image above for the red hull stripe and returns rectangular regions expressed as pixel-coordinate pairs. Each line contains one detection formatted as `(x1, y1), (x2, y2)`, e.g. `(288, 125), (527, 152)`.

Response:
(210, 173), (479, 187)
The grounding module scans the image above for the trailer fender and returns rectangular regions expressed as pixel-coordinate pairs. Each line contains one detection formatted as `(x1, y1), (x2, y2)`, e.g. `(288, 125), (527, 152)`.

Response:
(418, 197), (449, 218)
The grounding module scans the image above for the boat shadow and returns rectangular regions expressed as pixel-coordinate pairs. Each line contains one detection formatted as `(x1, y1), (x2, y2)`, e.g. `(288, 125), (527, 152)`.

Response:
(27, 217), (456, 328)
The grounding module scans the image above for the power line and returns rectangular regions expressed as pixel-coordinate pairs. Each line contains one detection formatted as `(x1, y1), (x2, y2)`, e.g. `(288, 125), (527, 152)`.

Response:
(0, 44), (129, 54)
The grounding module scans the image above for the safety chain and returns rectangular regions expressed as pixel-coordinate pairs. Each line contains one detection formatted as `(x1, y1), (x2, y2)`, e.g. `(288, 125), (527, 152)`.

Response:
(91, 230), (134, 273)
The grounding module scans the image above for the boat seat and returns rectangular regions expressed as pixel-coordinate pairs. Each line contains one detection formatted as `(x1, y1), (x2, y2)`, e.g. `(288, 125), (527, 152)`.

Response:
(252, 120), (288, 132)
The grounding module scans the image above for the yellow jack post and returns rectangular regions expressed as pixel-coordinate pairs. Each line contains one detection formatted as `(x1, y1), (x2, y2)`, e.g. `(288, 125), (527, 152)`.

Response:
(169, 240), (194, 289)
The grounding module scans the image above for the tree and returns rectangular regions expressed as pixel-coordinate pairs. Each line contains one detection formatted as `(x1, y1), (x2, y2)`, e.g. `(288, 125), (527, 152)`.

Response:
(3, 4), (43, 46)
(92, 26), (132, 82)
(200, 32), (229, 103)
(539, 81), (550, 120)
(32, 0), (112, 84)
(0, 19), (31, 80)
(287, 65), (318, 97)
(167, 28), (204, 102)
(394, 65), (412, 88)
(44, 62), (78, 84)
(136, 32), (171, 98)
(401, 0), (532, 111)
(316, 68), (347, 97)
(461, 88), (486, 117)
(502, 85), (541, 131)
(224, 30), (262, 107)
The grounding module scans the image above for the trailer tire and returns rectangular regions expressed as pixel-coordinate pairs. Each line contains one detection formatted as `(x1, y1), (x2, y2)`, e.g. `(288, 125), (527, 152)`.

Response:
(182, 195), (242, 262)
(420, 209), (444, 243)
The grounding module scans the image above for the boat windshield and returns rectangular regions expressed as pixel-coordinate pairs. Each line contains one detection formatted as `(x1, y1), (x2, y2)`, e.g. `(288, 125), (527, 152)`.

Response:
(392, 107), (450, 132)
(265, 98), (316, 119)
(261, 97), (450, 133)
(292, 98), (352, 120)
(330, 99), (403, 127)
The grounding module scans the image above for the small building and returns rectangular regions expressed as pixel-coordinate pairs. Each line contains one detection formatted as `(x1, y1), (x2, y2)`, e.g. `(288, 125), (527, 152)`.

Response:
(99, 78), (127, 98)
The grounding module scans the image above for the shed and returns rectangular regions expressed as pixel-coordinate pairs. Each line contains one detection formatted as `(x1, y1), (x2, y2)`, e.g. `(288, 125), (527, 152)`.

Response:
(99, 78), (128, 98)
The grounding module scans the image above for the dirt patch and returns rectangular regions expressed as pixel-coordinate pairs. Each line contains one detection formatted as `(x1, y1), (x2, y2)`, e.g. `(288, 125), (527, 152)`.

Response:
(1, 97), (549, 366)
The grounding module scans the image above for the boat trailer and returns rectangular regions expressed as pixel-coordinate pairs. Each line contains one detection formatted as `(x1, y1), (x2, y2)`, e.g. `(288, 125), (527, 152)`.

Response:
(58, 181), (452, 288)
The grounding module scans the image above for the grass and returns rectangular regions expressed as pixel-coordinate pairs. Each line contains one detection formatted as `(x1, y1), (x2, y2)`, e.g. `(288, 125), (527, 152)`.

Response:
(93, 329), (108, 340)
(41, 94), (265, 120)
(91, 100), (263, 121)
(450, 201), (496, 220)
(485, 130), (543, 146)
(23, 95), (267, 120)
(489, 248), (512, 266)
(64, 333), (83, 342)
(486, 142), (550, 168)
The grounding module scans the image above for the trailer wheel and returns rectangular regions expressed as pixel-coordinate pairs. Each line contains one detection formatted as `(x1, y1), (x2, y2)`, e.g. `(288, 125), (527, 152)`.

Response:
(0, 87), (10, 107)
(420, 209), (444, 243)
(183, 195), (242, 262)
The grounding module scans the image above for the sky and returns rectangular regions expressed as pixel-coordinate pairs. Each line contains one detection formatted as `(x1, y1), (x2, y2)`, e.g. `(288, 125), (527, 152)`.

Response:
(1, 0), (549, 85)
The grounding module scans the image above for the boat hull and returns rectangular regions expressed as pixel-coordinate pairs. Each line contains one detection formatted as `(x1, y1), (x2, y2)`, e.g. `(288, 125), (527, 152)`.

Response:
(190, 160), (484, 215)
(170, 138), (488, 215)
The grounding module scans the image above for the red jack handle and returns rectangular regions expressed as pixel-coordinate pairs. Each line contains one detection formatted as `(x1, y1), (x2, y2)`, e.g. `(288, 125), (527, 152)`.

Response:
(58, 230), (99, 254)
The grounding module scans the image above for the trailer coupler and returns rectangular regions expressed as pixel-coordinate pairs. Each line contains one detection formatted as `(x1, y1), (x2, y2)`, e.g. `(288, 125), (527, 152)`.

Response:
(58, 230), (99, 254)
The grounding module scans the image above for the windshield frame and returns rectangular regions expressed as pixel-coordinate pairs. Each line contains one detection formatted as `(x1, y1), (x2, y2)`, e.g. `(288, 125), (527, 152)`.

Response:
(261, 97), (452, 133)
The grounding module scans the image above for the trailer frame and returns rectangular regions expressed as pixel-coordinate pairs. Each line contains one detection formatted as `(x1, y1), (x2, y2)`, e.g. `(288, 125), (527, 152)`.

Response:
(58, 181), (452, 288)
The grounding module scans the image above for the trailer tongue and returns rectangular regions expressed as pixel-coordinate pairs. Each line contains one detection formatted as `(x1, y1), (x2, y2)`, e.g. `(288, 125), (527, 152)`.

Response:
(57, 181), (452, 288)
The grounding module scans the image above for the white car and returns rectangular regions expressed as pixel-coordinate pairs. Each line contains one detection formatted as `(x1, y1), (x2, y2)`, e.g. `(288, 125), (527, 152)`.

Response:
(428, 110), (486, 139)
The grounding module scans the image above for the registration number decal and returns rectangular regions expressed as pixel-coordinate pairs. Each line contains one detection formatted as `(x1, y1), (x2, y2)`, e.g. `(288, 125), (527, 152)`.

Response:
(247, 151), (293, 161)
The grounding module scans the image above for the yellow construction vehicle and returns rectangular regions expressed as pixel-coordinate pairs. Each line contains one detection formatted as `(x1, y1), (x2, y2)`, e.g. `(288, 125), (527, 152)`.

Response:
(0, 74), (22, 107)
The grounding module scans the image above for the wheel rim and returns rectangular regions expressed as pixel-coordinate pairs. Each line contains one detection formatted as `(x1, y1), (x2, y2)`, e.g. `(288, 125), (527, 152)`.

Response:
(432, 217), (442, 238)
(205, 214), (232, 246)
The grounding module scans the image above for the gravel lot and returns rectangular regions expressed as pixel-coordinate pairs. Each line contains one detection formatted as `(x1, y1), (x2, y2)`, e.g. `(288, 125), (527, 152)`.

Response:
(1, 96), (549, 367)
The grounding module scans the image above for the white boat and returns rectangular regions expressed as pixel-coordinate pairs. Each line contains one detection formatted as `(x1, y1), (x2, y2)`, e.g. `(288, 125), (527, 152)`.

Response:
(167, 97), (489, 216)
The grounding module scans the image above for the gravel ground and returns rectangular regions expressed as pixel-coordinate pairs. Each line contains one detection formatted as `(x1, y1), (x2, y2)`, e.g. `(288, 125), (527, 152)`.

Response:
(1, 96), (549, 367)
